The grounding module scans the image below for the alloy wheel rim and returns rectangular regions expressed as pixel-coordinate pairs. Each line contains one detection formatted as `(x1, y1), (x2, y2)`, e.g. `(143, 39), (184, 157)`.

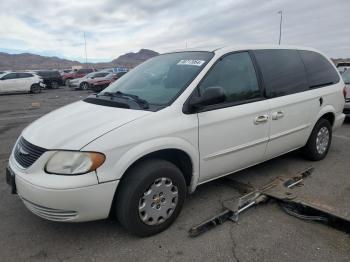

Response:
(316, 126), (329, 155)
(138, 177), (178, 226)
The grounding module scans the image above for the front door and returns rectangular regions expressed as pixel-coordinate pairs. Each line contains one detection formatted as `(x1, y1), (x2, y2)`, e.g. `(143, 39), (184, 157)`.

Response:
(196, 52), (270, 183)
(0, 73), (19, 93)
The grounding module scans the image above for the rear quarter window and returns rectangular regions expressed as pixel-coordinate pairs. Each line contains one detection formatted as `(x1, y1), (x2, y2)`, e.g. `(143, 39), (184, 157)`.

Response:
(299, 50), (340, 88)
(253, 49), (308, 98)
(18, 73), (33, 78)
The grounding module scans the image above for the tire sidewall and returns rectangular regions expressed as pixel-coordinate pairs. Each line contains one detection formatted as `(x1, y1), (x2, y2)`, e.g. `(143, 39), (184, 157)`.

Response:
(30, 84), (41, 94)
(307, 119), (332, 160)
(116, 160), (186, 237)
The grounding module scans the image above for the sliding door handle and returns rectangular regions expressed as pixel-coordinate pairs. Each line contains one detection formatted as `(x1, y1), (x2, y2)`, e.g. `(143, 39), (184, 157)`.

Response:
(272, 111), (284, 120)
(254, 115), (269, 124)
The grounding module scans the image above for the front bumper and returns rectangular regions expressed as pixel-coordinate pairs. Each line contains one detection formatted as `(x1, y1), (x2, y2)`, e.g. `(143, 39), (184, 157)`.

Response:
(69, 82), (79, 88)
(15, 175), (118, 222)
(8, 153), (119, 222)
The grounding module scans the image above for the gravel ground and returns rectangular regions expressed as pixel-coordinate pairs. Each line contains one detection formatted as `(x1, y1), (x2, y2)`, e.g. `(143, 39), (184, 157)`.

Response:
(0, 87), (349, 262)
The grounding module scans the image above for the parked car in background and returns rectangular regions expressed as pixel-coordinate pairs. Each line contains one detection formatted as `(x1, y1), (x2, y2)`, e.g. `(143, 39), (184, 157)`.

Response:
(62, 68), (96, 86)
(69, 71), (110, 90)
(102, 67), (128, 74)
(336, 62), (350, 73)
(341, 70), (350, 115)
(0, 72), (45, 94)
(90, 72), (127, 92)
(33, 70), (63, 89)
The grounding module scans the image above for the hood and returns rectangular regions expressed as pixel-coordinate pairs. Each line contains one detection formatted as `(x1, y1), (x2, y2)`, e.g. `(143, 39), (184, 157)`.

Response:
(22, 101), (151, 149)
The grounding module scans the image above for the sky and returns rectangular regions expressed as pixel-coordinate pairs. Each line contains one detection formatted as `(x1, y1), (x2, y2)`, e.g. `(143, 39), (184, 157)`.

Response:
(0, 0), (349, 62)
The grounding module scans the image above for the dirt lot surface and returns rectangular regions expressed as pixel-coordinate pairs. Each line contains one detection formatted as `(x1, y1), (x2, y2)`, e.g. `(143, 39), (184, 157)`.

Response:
(0, 87), (349, 262)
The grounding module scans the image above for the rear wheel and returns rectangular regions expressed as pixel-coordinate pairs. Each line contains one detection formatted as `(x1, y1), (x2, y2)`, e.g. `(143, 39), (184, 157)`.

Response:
(301, 118), (332, 161)
(115, 159), (186, 237)
(30, 84), (41, 94)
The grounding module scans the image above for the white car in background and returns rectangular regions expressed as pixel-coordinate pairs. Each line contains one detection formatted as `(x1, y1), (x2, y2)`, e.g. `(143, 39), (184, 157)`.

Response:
(341, 70), (350, 115)
(0, 72), (45, 94)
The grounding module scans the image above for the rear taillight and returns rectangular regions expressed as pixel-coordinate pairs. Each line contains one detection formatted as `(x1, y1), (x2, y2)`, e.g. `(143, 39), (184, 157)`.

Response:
(343, 86), (347, 99)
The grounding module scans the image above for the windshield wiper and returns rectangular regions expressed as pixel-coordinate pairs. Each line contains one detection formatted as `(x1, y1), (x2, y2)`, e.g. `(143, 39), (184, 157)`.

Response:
(115, 91), (149, 109)
(96, 91), (149, 109)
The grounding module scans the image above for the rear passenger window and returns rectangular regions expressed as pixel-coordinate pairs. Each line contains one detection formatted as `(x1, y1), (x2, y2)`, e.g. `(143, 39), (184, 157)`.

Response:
(199, 52), (261, 104)
(18, 73), (33, 78)
(254, 49), (308, 98)
(299, 50), (339, 88)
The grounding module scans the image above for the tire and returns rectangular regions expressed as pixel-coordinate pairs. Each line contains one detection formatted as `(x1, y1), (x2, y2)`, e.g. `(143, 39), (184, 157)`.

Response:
(30, 84), (41, 94)
(301, 118), (332, 161)
(115, 159), (186, 237)
(65, 79), (71, 87)
(51, 81), (59, 89)
(80, 82), (89, 90)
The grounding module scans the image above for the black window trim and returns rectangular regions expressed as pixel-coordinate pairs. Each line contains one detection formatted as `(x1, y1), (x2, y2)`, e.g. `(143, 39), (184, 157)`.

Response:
(298, 50), (340, 90)
(183, 50), (266, 114)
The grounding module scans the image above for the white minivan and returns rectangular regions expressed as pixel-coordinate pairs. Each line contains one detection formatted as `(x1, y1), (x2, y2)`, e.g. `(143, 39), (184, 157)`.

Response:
(6, 45), (345, 236)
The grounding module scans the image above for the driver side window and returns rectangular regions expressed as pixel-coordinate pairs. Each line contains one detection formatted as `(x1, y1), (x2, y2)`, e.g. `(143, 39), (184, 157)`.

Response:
(198, 52), (261, 104)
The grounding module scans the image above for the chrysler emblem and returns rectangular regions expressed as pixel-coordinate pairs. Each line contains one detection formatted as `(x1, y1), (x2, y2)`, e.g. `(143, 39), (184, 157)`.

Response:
(18, 145), (29, 156)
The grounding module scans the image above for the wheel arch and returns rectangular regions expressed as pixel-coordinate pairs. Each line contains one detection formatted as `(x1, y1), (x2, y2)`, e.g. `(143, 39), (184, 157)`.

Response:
(315, 105), (336, 127)
(106, 141), (199, 218)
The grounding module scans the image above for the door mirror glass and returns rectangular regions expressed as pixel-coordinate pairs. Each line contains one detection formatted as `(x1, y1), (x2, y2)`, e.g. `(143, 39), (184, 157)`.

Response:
(191, 86), (226, 108)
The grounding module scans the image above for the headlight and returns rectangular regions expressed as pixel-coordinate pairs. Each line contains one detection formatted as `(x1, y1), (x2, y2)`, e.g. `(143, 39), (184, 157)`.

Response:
(45, 151), (105, 175)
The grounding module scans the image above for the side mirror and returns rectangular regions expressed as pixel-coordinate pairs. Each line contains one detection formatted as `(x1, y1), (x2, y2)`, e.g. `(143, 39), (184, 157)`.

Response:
(184, 86), (226, 113)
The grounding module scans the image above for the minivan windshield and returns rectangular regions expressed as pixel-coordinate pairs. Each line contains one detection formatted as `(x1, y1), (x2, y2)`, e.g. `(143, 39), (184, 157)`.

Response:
(98, 51), (213, 108)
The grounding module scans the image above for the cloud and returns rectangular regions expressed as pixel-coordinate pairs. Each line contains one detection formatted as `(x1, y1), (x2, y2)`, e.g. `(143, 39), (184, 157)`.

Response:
(0, 0), (349, 61)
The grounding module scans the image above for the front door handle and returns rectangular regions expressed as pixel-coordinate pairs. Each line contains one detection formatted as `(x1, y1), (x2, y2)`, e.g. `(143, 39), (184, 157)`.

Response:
(254, 115), (269, 124)
(272, 111), (284, 120)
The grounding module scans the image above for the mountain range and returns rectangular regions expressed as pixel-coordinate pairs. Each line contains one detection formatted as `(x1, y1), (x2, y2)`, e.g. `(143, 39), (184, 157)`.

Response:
(0, 49), (159, 70)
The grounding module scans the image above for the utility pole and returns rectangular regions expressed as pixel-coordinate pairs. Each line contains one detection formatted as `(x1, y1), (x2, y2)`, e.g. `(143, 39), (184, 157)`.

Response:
(83, 32), (88, 64)
(278, 10), (283, 45)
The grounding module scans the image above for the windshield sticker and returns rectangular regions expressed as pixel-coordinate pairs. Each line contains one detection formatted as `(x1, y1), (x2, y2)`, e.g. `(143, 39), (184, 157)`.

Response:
(177, 60), (205, 66)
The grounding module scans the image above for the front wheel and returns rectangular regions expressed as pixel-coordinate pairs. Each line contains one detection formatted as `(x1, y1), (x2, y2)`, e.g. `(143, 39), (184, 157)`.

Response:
(115, 159), (186, 237)
(51, 81), (59, 89)
(301, 118), (332, 161)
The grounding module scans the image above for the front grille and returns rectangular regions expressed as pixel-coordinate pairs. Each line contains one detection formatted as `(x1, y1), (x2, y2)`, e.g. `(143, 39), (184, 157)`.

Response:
(21, 197), (78, 221)
(14, 137), (47, 168)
